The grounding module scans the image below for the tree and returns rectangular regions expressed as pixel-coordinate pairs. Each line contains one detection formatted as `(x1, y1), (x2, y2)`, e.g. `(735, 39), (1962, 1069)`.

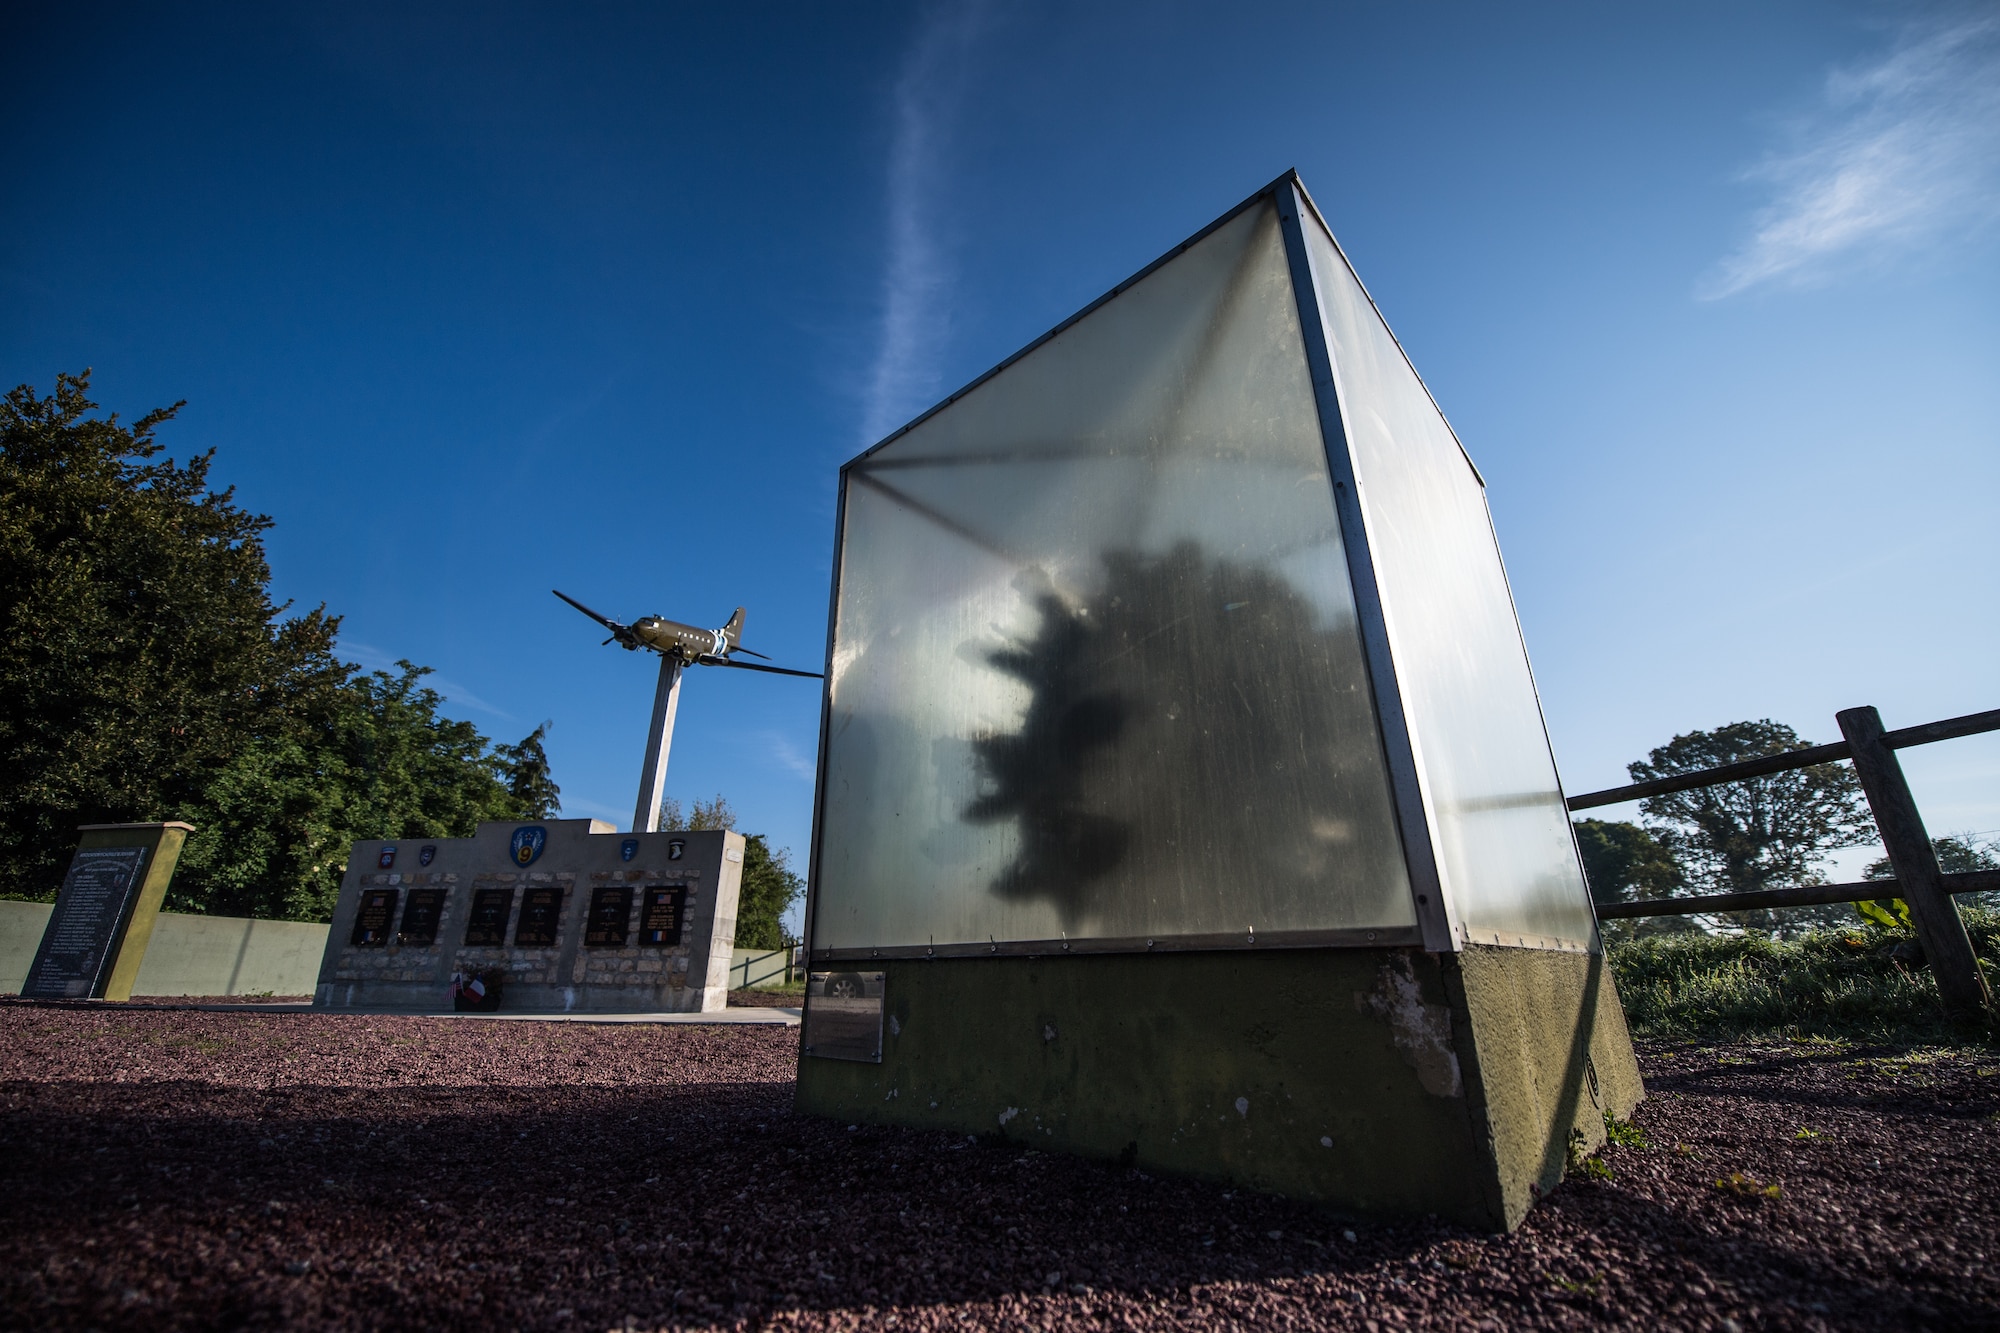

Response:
(1, 373), (560, 921)
(735, 833), (804, 950)
(495, 721), (561, 819)
(0, 372), (348, 904)
(1572, 818), (1692, 940)
(1573, 819), (1682, 904)
(171, 662), (530, 918)
(1632, 720), (1872, 935)
(655, 793), (801, 950)
(658, 793), (737, 831)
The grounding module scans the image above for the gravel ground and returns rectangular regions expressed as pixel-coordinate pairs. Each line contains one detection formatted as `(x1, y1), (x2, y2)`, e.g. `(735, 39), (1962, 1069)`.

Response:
(1, 1006), (1994, 1332)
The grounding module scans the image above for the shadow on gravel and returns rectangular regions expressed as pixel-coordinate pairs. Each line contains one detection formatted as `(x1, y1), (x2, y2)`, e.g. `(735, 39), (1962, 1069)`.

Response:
(6, 1019), (1999, 1330)
(1, 1076), (1463, 1329)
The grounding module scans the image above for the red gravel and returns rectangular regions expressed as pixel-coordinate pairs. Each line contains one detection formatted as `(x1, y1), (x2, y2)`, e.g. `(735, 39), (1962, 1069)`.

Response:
(1, 1006), (1994, 1331)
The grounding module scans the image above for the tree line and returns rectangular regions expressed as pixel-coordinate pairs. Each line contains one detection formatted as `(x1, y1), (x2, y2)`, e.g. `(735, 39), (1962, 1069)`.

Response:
(1574, 719), (1996, 936)
(0, 372), (800, 945)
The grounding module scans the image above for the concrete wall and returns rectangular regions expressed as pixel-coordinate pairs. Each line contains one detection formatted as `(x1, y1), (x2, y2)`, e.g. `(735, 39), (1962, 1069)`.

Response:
(796, 944), (1643, 1231)
(315, 821), (744, 1014)
(1, 899), (327, 997)
(729, 946), (793, 990)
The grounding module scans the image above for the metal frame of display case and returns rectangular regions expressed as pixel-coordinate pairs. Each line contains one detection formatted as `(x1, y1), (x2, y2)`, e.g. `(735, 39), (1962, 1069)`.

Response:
(803, 171), (1596, 965)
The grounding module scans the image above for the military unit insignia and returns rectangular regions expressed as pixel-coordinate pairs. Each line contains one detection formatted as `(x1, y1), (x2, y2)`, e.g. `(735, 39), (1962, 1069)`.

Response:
(667, 838), (686, 861)
(378, 846), (397, 870)
(620, 838), (639, 863)
(419, 844), (437, 866)
(510, 826), (547, 867)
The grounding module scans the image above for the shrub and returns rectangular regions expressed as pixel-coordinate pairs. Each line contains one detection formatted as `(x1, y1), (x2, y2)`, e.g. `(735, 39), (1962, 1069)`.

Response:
(1608, 907), (1998, 1043)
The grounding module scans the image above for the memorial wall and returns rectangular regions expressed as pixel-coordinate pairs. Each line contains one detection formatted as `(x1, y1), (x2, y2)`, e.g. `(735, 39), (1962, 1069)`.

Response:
(314, 819), (743, 1014)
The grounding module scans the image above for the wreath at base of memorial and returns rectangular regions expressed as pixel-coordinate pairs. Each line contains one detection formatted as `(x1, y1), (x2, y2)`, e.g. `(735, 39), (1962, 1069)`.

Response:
(450, 969), (505, 1012)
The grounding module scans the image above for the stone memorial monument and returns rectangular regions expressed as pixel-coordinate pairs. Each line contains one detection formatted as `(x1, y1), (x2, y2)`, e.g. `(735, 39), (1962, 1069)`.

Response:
(21, 822), (193, 1001)
(795, 171), (1642, 1231)
(313, 819), (743, 1013)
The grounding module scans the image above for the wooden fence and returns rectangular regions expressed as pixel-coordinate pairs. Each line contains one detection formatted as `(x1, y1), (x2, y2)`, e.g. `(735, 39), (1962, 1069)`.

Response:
(1567, 705), (1999, 1022)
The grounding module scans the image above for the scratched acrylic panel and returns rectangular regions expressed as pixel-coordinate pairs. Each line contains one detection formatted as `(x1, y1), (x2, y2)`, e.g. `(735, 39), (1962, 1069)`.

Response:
(1298, 199), (1596, 949)
(813, 198), (1414, 953)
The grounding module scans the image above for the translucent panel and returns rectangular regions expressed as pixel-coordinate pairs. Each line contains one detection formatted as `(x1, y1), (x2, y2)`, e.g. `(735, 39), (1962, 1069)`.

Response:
(815, 200), (1414, 953)
(1299, 205), (1597, 949)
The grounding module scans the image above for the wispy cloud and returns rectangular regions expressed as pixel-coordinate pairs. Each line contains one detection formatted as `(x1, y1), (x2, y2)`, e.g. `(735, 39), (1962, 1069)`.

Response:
(1702, 14), (2000, 299)
(859, 0), (989, 446)
(338, 638), (515, 721)
(761, 730), (818, 781)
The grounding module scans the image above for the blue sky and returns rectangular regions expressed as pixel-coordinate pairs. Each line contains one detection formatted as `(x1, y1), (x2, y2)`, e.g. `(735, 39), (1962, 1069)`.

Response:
(7, 2), (1997, 926)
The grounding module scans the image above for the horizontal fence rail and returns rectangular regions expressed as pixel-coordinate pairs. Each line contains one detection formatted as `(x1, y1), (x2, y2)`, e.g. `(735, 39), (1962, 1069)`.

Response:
(1569, 703), (1996, 1023)
(1566, 708), (2000, 812)
(1594, 869), (2000, 921)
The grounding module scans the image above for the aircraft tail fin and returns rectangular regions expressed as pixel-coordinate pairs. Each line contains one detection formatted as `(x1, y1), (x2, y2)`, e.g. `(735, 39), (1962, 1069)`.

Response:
(722, 607), (746, 648)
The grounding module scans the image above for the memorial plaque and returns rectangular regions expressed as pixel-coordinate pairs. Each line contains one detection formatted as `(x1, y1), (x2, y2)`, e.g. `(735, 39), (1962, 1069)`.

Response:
(397, 887), (447, 947)
(514, 885), (563, 947)
(638, 884), (688, 947)
(803, 971), (886, 1063)
(463, 887), (514, 946)
(584, 885), (633, 947)
(21, 846), (149, 999)
(351, 889), (399, 947)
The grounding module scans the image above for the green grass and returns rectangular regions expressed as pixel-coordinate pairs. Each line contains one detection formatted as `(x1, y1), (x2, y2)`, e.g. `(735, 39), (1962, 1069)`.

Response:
(1608, 907), (1998, 1044)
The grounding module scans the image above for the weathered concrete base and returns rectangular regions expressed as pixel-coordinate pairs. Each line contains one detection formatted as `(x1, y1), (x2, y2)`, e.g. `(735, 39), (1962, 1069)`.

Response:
(793, 945), (1640, 1231)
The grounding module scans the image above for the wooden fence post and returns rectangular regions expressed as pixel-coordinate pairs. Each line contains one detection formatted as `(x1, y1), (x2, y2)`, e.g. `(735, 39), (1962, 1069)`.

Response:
(1836, 706), (1993, 1024)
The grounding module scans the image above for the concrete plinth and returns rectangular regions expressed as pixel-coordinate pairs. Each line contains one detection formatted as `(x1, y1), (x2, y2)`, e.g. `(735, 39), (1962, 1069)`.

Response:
(794, 944), (1640, 1231)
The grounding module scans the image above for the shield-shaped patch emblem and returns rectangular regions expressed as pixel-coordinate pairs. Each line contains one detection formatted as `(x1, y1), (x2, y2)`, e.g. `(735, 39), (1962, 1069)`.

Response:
(418, 844), (437, 866)
(620, 838), (639, 863)
(667, 838), (686, 861)
(378, 846), (397, 870)
(510, 826), (547, 867)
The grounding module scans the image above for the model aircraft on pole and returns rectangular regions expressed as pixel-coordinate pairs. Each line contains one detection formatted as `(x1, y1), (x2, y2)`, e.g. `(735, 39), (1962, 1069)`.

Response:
(553, 590), (822, 834)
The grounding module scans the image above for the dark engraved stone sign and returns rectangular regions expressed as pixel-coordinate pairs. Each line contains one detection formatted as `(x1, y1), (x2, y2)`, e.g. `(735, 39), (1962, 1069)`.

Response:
(351, 889), (399, 947)
(584, 885), (633, 947)
(397, 888), (446, 947)
(514, 885), (563, 947)
(22, 846), (149, 999)
(464, 887), (514, 946)
(638, 884), (688, 947)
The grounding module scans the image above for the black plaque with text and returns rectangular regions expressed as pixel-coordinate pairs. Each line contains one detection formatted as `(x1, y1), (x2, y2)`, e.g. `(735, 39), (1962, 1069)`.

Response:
(584, 885), (633, 947)
(397, 888), (446, 946)
(463, 887), (513, 946)
(22, 846), (149, 999)
(514, 886), (563, 947)
(351, 889), (399, 947)
(638, 884), (688, 947)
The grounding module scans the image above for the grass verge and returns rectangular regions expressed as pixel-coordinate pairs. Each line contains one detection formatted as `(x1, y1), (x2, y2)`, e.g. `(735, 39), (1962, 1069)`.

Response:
(1608, 907), (1997, 1044)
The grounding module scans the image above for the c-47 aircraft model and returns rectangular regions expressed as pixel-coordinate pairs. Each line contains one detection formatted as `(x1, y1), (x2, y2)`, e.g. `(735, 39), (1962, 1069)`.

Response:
(553, 590), (822, 679)
(552, 589), (822, 833)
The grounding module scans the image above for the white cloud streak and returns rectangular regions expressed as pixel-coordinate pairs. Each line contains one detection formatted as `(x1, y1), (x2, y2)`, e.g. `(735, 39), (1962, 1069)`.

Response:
(859, 1), (989, 446)
(762, 730), (818, 781)
(338, 638), (515, 720)
(1703, 14), (2000, 299)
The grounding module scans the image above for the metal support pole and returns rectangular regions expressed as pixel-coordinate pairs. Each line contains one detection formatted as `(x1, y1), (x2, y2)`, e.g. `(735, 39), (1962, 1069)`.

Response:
(632, 656), (684, 834)
(1837, 705), (1993, 1024)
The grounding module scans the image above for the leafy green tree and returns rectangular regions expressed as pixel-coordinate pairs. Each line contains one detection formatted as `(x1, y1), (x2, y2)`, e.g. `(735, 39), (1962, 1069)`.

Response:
(1, 373), (561, 921)
(656, 793), (801, 950)
(495, 720), (561, 820)
(735, 833), (804, 951)
(658, 793), (737, 831)
(0, 371), (348, 904)
(172, 663), (529, 918)
(1573, 817), (1695, 941)
(1633, 720), (1872, 935)
(1574, 819), (1683, 904)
